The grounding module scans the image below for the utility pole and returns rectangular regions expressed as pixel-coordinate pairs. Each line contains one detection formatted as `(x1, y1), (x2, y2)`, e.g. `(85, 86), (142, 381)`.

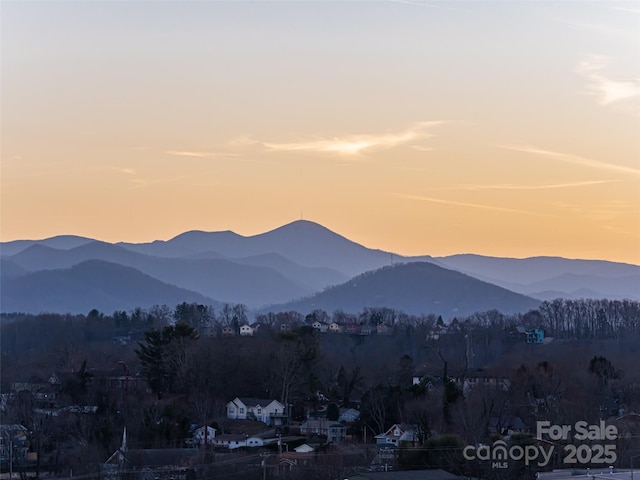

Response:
(261, 453), (269, 480)
(9, 433), (13, 480)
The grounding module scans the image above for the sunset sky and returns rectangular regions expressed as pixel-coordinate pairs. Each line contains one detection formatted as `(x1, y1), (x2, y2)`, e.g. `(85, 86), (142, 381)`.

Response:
(2, 1), (639, 264)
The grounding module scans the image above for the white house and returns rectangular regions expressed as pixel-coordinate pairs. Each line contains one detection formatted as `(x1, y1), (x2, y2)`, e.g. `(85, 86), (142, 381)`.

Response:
(329, 322), (342, 333)
(239, 325), (254, 336)
(246, 436), (264, 448)
(213, 434), (247, 450)
(212, 434), (264, 450)
(188, 426), (216, 446)
(312, 321), (328, 333)
(226, 397), (288, 425)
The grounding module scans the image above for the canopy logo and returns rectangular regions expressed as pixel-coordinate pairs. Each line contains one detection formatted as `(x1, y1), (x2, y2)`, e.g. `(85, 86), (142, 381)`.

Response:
(463, 421), (618, 469)
(463, 441), (553, 469)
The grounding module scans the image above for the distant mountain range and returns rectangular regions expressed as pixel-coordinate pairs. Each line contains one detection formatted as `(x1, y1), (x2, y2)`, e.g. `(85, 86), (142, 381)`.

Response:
(1, 220), (638, 316)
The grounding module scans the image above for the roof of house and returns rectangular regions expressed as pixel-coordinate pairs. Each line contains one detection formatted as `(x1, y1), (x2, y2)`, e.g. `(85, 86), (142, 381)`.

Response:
(489, 415), (528, 431)
(232, 397), (281, 407)
(375, 423), (416, 438)
(300, 419), (345, 429)
(215, 434), (249, 442)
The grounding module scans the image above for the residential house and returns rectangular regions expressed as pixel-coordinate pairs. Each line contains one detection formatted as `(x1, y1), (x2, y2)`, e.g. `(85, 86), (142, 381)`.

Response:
(458, 371), (511, 394)
(280, 323), (291, 332)
(312, 321), (329, 333)
(104, 429), (198, 479)
(221, 326), (236, 336)
(375, 424), (418, 447)
(212, 434), (244, 449)
(345, 324), (361, 335)
(0, 424), (29, 465)
(299, 419), (347, 443)
(329, 322), (342, 333)
(360, 325), (373, 335)
(226, 397), (288, 425)
(338, 408), (361, 423)
(412, 373), (440, 391)
(514, 326), (545, 344)
(239, 325), (254, 336)
(246, 436), (264, 448)
(526, 328), (545, 344)
(187, 426), (216, 446)
(488, 415), (529, 436)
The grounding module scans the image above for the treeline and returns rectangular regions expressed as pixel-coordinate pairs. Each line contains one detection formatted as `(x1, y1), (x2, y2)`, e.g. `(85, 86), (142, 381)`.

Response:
(2, 299), (640, 476)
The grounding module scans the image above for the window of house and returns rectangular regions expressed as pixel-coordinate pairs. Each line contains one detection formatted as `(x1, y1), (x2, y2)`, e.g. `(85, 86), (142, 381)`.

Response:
(240, 408), (245, 414)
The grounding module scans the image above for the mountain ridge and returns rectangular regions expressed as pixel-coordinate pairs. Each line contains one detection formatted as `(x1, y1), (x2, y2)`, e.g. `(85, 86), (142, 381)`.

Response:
(265, 261), (542, 318)
(2, 220), (638, 314)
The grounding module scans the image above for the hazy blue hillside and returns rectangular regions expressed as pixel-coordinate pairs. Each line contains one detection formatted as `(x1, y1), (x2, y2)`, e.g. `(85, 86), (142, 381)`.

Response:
(0, 235), (93, 256)
(523, 273), (640, 301)
(120, 220), (412, 277)
(438, 254), (639, 283)
(7, 242), (312, 308)
(3, 221), (638, 312)
(228, 252), (348, 292)
(1, 260), (220, 314)
(437, 254), (640, 301)
(0, 259), (28, 279)
(268, 261), (542, 318)
(8, 241), (146, 271)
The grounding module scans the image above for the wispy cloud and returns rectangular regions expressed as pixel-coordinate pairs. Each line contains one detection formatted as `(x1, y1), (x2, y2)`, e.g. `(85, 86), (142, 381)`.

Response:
(575, 55), (640, 106)
(499, 144), (640, 176)
(442, 180), (619, 191)
(120, 168), (136, 175)
(398, 194), (553, 217)
(164, 150), (241, 158)
(262, 121), (445, 156)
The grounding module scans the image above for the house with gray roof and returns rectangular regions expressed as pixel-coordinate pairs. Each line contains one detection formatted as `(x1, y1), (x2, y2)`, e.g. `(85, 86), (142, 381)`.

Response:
(226, 397), (288, 425)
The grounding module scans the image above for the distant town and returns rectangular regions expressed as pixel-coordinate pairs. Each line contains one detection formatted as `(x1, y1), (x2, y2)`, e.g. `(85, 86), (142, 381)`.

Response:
(2, 298), (639, 479)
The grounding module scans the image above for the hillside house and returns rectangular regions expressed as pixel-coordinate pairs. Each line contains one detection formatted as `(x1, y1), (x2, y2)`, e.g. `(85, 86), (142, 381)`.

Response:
(239, 325), (254, 336)
(0, 424), (29, 465)
(526, 328), (545, 344)
(458, 371), (511, 394)
(488, 415), (529, 436)
(187, 426), (216, 446)
(360, 325), (373, 335)
(338, 408), (360, 423)
(299, 419), (346, 443)
(226, 397), (288, 425)
(221, 326), (236, 337)
(312, 321), (329, 333)
(104, 429), (198, 479)
(375, 424), (417, 447)
(344, 324), (360, 334)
